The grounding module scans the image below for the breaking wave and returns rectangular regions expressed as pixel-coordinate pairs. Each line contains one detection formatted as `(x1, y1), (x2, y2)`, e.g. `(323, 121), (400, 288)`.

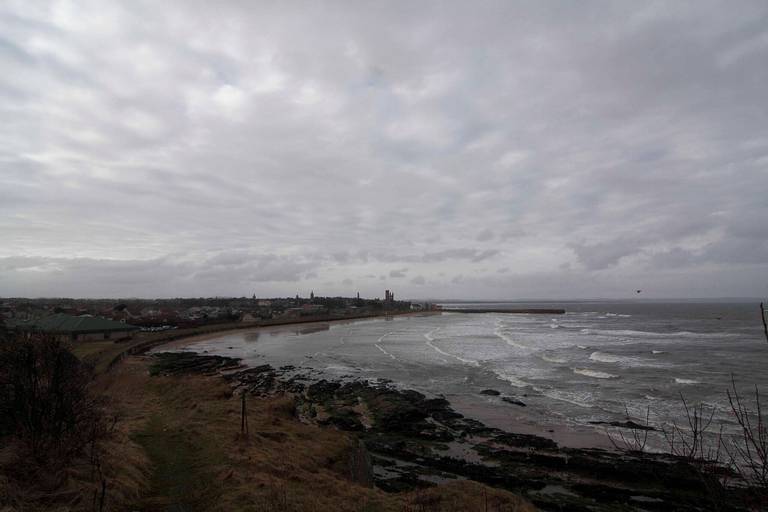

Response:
(424, 329), (479, 367)
(539, 388), (596, 408)
(541, 353), (568, 364)
(493, 327), (529, 350)
(374, 343), (397, 360)
(581, 329), (736, 339)
(588, 351), (622, 363)
(574, 368), (619, 379)
(491, 370), (530, 388)
(675, 378), (700, 385)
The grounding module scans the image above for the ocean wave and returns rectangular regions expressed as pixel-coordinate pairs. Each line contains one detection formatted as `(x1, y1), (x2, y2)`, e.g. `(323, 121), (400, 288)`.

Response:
(574, 368), (619, 379)
(492, 370), (530, 388)
(541, 353), (568, 364)
(424, 330), (480, 367)
(605, 313), (632, 318)
(549, 323), (560, 329)
(539, 388), (596, 408)
(374, 343), (397, 360)
(493, 327), (529, 350)
(577, 345), (588, 350)
(674, 378), (700, 385)
(588, 351), (622, 363)
(324, 364), (361, 373)
(580, 328), (735, 339)
(651, 350), (666, 355)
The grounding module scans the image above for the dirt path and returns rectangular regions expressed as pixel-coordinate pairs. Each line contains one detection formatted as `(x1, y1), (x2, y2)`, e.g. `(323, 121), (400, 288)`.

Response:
(131, 413), (221, 512)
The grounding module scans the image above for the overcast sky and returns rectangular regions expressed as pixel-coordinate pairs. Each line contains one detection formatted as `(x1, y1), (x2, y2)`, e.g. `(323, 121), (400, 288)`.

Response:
(1, 1), (767, 300)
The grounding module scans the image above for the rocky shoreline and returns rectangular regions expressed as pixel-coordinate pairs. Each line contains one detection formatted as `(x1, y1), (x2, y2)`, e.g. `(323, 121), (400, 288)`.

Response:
(150, 352), (752, 511)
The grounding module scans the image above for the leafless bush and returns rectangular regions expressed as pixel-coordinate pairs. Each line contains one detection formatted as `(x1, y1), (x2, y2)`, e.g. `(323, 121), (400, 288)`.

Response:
(0, 333), (108, 463)
(723, 376), (768, 495)
(606, 405), (652, 453)
(660, 394), (723, 464)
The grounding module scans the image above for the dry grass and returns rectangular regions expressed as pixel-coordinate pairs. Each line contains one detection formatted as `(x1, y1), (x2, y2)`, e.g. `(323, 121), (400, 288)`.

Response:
(99, 356), (535, 512)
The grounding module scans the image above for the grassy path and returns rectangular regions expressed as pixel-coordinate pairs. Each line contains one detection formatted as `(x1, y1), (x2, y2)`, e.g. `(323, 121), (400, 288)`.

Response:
(129, 387), (223, 511)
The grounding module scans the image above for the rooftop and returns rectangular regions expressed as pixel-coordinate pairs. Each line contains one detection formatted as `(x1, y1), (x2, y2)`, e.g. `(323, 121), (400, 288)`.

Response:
(11, 313), (139, 333)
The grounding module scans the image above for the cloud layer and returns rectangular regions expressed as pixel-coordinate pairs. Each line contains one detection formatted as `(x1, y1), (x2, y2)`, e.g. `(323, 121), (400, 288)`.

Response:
(1, 1), (767, 298)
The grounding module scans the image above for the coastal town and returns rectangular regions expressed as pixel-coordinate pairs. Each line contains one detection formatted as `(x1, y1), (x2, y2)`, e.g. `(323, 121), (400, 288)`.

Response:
(1, 291), (435, 341)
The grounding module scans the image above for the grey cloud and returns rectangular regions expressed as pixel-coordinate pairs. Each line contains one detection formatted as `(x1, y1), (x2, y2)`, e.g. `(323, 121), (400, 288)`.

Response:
(571, 240), (640, 271)
(411, 275), (426, 286)
(476, 229), (495, 242)
(1, 1), (767, 298)
(389, 268), (408, 278)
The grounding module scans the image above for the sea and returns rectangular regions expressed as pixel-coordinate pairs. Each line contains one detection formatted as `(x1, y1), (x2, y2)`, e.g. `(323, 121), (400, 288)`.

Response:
(166, 300), (768, 451)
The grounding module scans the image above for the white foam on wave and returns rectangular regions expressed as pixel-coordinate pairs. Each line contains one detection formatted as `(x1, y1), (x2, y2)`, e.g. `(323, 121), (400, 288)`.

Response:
(424, 327), (439, 342)
(588, 351), (653, 368)
(493, 326), (529, 350)
(651, 350), (666, 355)
(589, 351), (622, 363)
(573, 368), (619, 379)
(549, 323), (560, 329)
(541, 353), (568, 364)
(374, 343), (397, 360)
(539, 388), (596, 408)
(577, 345), (588, 350)
(491, 370), (530, 388)
(605, 313), (632, 318)
(675, 378), (700, 385)
(423, 329), (480, 367)
(581, 328), (736, 339)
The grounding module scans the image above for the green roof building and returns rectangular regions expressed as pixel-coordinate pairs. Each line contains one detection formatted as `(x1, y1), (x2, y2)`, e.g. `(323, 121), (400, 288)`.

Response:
(12, 313), (139, 342)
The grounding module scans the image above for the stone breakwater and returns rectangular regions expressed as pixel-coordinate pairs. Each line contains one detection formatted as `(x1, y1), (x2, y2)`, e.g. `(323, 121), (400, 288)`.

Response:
(150, 352), (754, 512)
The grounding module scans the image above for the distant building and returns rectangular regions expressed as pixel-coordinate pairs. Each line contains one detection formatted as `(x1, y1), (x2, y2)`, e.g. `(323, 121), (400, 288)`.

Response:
(384, 290), (394, 303)
(10, 313), (139, 342)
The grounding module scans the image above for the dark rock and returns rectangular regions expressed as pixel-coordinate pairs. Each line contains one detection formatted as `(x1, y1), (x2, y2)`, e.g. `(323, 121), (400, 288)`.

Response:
(501, 397), (526, 407)
(588, 420), (656, 431)
(480, 389), (501, 396)
(491, 432), (558, 450)
(150, 352), (242, 376)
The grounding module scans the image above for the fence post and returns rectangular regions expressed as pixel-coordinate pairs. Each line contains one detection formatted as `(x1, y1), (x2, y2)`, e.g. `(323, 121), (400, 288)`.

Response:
(241, 392), (249, 436)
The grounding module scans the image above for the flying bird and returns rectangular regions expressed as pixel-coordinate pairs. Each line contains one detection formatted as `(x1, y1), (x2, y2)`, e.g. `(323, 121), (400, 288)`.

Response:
(636, 290), (642, 294)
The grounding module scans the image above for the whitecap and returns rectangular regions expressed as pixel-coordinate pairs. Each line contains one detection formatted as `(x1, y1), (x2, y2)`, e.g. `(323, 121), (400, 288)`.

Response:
(581, 328), (736, 339)
(374, 343), (397, 360)
(589, 351), (621, 363)
(541, 353), (568, 364)
(674, 378), (700, 385)
(651, 350), (666, 355)
(493, 327), (529, 350)
(492, 370), (530, 388)
(577, 345), (588, 350)
(574, 368), (619, 379)
(424, 330), (480, 367)
(539, 388), (596, 408)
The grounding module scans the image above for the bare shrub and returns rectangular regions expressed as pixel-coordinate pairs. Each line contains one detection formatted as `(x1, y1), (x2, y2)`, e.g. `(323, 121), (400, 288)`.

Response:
(606, 405), (652, 453)
(660, 394), (722, 463)
(722, 377), (768, 507)
(0, 333), (108, 463)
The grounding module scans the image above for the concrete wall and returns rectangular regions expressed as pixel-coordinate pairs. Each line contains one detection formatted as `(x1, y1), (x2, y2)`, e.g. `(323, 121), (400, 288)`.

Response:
(72, 331), (135, 342)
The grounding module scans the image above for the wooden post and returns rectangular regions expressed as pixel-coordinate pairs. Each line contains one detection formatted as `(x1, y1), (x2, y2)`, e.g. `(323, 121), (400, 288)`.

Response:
(761, 302), (768, 344)
(240, 392), (248, 436)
